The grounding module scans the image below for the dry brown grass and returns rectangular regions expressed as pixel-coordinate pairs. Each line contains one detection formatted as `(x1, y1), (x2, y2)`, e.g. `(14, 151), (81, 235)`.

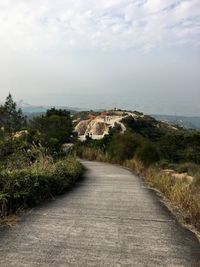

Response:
(76, 147), (109, 162)
(124, 159), (145, 176)
(146, 168), (200, 231)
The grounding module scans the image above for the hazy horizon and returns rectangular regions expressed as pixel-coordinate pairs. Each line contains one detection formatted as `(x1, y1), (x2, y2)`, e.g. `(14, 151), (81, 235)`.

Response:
(0, 1), (200, 116)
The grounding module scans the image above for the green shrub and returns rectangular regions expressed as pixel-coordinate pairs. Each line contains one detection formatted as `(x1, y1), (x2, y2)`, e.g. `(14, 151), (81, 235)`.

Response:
(135, 142), (160, 167)
(29, 108), (72, 152)
(107, 132), (140, 163)
(0, 157), (83, 217)
(122, 115), (165, 141)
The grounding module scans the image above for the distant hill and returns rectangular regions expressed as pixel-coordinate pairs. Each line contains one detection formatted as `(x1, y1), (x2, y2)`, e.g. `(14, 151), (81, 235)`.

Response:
(12, 100), (200, 130)
(152, 114), (200, 130)
(24, 112), (45, 120)
(15, 99), (86, 118)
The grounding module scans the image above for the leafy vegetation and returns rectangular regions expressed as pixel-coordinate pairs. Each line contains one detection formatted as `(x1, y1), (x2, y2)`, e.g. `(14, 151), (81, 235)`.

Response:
(107, 132), (140, 163)
(29, 107), (73, 152)
(0, 94), (83, 219)
(0, 156), (83, 217)
(0, 93), (26, 134)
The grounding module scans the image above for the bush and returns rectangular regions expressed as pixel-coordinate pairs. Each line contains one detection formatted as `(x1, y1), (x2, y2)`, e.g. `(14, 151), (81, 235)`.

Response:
(29, 108), (73, 152)
(122, 115), (165, 141)
(0, 157), (83, 217)
(135, 142), (160, 167)
(107, 132), (140, 163)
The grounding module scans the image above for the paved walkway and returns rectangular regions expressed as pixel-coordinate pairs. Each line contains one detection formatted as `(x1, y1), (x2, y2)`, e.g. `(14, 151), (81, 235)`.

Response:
(0, 160), (199, 266)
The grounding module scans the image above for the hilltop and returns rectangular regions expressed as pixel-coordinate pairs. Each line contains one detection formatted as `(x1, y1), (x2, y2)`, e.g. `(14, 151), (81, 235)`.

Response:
(73, 110), (179, 141)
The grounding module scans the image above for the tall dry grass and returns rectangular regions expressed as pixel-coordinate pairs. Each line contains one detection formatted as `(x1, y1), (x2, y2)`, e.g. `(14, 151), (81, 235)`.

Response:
(124, 159), (145, 176)
(77, 147), (200, 232)
(146, 168), (200, 231)
(76, 147), (109, 162)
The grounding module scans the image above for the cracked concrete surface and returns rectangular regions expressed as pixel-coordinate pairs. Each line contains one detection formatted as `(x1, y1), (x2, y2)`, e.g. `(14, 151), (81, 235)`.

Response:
(0, 160), (200, 266)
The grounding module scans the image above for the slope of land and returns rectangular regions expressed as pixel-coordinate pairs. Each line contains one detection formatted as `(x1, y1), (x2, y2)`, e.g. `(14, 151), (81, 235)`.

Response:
(152, 114), (200, 130)
(74, 110), (179, 140)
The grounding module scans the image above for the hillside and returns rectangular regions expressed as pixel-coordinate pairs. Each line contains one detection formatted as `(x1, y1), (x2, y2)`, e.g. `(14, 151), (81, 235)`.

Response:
(74, 110), (179, 141)
(74, 111), (132, 140)
(152, 114), (200, 130)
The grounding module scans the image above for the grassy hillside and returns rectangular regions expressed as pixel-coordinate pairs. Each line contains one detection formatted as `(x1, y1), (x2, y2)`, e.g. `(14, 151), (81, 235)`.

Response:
(75, 111), (200, 232)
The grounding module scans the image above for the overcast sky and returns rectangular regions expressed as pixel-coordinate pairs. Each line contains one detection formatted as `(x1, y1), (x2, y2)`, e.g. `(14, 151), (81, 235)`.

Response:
(0, 0), (200, 115)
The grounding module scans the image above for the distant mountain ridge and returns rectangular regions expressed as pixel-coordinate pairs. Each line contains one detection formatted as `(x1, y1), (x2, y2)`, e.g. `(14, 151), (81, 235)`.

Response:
(15, 99), (84, 114)
(2, 99), (199, 130)
(152, 114), (200, 130)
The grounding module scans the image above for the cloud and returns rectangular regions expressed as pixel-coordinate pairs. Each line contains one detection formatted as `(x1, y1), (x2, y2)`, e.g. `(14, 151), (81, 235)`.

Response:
(0, 0), (199, 53)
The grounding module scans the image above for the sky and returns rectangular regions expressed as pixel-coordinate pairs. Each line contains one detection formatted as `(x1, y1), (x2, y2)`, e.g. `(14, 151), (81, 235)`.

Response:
(0, 0), (200, 115)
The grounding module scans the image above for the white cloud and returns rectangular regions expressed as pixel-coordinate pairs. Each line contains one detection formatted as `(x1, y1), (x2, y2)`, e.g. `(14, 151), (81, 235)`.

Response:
(144, 0), (177, 12)
(0, 0), (199, 53)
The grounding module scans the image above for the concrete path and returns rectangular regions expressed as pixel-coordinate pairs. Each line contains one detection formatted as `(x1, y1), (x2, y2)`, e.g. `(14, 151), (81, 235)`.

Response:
(0, 160), (200, 266)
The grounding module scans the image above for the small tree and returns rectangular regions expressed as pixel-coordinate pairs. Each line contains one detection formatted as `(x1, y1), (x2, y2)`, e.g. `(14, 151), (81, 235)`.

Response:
(30, 108), (72, 151)
(0, 93), (26, 133)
